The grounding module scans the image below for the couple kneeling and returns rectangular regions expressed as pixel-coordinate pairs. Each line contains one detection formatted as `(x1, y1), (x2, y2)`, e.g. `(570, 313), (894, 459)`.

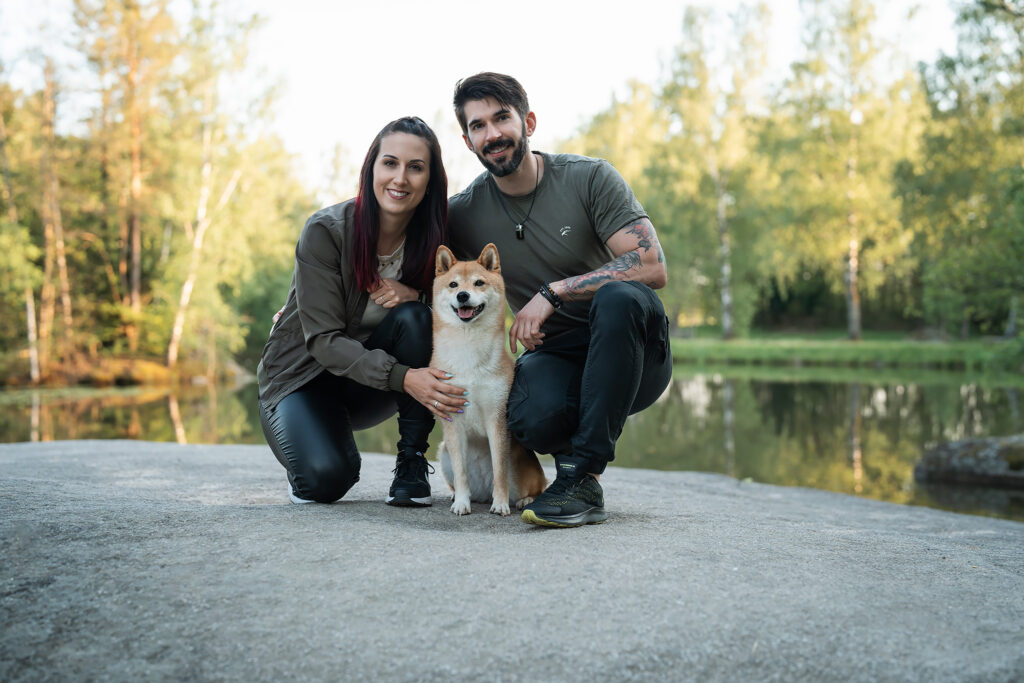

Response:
(257, 72), (672, 527)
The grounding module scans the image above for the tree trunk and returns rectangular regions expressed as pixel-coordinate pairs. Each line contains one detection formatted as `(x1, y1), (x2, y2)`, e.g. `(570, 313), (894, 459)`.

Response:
(98, 65), (121, 306)
(166, 163), (241, 369)
(716, 182), (734, 340)
(845, 131), (862, 341)
(38, 112), (57, 377)
(709, 161), (734, 340)
(1005, 294), (1019, 338)
(125, 23), (143, 352)
(43, 62), (74, 362)
(845, 235), (861, 340)
(0, 104), (41, 383)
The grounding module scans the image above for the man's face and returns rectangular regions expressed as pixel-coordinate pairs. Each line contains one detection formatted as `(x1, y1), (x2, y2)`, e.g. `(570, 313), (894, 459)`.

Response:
(462, 97), (535, 178)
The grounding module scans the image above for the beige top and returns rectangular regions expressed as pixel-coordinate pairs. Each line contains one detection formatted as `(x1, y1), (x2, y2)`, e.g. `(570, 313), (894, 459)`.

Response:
(359, 241), (405, 331)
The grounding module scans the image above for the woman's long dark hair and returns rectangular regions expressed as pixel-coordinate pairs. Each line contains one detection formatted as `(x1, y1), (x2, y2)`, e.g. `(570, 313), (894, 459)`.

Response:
(352, 117), (448, 294)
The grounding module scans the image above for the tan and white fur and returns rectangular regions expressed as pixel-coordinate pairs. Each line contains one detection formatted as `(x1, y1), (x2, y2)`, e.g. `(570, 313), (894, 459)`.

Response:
(431, 244), (547, 516)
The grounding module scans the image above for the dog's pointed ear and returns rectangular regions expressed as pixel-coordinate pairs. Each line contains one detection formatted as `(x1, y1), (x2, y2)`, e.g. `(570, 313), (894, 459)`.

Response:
(477, 243), (500, 272)
(435, 245), (456, 275)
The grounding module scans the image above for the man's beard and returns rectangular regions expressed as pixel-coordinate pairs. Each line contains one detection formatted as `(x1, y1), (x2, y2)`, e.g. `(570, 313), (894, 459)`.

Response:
(477, 125), (529, 178)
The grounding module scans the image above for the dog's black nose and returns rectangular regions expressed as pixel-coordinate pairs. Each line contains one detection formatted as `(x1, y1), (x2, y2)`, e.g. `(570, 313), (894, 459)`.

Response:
(456, 291), (469, 304)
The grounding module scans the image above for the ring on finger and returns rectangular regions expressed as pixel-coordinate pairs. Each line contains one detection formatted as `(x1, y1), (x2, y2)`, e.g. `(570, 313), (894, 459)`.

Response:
(432, 399), (439, 408)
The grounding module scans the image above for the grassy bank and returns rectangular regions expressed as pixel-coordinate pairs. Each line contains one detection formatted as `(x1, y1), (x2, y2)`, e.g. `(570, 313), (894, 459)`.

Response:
(670, 330), (1022, 373)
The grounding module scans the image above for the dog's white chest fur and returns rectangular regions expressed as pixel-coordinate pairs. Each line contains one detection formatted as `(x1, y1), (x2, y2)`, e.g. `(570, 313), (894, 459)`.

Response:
(435, 337), (514, 502)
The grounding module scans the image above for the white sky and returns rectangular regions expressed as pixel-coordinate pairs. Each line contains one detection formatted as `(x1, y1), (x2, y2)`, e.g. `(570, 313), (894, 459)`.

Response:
(2, 0), (958, 196)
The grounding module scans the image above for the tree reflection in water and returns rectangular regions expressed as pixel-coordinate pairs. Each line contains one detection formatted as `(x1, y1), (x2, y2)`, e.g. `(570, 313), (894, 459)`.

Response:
(1, 369), (1022, 521)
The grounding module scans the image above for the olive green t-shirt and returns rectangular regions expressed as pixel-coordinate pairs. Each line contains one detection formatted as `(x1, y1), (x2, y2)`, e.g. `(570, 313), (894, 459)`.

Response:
(447, 152), (648, 338)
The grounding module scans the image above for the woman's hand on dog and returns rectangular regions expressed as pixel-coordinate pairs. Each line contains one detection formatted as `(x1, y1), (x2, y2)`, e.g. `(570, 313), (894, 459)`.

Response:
(404, 368), (468, 421)
(508, 293), (551, 353)
(370, 279), (419, 308)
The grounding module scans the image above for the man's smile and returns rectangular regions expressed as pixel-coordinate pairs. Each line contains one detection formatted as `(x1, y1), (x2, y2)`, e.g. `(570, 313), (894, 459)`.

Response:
(483, 140), (514, 157)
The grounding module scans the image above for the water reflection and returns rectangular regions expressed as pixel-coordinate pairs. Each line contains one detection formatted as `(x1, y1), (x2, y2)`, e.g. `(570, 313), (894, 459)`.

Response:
(2, 369), (1022, 522)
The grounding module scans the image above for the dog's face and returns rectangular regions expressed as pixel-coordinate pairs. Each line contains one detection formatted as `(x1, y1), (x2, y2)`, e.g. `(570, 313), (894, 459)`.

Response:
(433, 243), (505, 326)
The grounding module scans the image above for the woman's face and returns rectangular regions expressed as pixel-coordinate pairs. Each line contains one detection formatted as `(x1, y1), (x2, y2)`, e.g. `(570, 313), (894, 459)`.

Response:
(373, 132), (431, 224)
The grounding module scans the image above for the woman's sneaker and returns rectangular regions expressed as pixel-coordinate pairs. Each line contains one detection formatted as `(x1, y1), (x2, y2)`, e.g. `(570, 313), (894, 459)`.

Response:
(521, 455), (607, 527)
(386, 451), (433, 507)
(287, 472), (315, 504)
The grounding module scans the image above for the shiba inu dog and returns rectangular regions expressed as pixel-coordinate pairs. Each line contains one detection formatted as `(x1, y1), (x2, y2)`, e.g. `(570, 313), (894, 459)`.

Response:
(431, 244), (547, 515)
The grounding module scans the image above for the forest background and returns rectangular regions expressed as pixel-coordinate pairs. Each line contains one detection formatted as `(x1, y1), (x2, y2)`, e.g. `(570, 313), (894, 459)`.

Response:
(0, 0), (1022, 386)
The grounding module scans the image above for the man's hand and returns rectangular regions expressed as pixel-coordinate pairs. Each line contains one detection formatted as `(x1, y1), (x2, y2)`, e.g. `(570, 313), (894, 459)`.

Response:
(370, 278), (419, 308)
(508, 292), (553, 354)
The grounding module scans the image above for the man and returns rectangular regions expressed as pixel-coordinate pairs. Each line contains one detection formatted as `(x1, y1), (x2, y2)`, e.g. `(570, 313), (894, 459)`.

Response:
(447, 72), (673, 527)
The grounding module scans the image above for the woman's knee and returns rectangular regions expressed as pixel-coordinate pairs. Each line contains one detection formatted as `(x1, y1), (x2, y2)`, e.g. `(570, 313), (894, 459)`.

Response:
(390, 301), (432, 333)
(295, 454), (360, 503)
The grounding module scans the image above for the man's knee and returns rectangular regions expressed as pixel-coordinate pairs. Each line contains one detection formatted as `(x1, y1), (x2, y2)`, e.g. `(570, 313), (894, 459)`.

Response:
(591, 281), (646, 321)
(507, 381), (574, 455)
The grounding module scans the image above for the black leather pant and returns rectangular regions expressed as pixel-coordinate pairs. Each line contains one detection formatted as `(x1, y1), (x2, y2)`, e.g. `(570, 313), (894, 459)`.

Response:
(259, 302), (434, 502)
(506, 282), (673, 474)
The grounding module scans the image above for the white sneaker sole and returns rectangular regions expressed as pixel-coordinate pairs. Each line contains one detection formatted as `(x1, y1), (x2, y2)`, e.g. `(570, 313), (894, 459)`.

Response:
(289, 486), (315, 504)
(385, 494), (432, 506)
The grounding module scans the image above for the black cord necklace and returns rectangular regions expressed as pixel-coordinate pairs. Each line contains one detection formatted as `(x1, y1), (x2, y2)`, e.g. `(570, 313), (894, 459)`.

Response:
(494, 155), (541, 240)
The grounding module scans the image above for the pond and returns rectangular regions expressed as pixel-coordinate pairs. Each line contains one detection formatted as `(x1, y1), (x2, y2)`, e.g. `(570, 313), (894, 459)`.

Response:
(2, 366), (1022, 522)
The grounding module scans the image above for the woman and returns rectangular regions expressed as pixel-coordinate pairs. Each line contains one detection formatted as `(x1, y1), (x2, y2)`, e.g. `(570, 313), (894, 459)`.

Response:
(257, 117), (466, 506)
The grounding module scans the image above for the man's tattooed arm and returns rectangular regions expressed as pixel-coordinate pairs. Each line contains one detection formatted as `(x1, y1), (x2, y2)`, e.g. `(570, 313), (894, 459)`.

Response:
(554, 218), (667, 302)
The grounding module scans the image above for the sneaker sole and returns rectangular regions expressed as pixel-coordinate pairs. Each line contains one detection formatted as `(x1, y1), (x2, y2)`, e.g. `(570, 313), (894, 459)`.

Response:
(289, 486), (316, 505)
(385, 495), (432, 507)
(520, 508), (607, 527)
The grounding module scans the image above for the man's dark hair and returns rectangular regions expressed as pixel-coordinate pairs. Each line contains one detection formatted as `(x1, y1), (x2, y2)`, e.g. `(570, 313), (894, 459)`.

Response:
(453, 72), (530, 134)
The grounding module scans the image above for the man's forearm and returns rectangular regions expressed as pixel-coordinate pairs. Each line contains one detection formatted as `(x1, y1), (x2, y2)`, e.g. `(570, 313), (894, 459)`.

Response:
(552, 250), (645, 302)
(548, 218), (667, 302)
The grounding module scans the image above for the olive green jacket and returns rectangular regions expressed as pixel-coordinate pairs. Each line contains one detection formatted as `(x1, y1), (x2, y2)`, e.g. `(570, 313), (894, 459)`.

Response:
(256, 200), (410, 409)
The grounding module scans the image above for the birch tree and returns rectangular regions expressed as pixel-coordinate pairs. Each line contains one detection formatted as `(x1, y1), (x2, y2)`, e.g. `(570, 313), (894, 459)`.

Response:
(659, 4), (774, 338)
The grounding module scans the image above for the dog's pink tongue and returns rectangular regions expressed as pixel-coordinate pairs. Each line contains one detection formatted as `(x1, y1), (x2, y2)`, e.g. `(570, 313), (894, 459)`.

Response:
(458, 306), (475, 320)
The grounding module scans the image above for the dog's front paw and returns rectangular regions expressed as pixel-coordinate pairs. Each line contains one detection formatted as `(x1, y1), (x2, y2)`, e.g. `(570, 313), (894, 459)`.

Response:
(450, 495), (471, 516)
(490, 500), (511, 516)
(514, 496), (535, 510)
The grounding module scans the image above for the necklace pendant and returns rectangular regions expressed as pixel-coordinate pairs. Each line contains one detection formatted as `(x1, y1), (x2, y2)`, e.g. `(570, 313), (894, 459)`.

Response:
(515, 224), (524, 240)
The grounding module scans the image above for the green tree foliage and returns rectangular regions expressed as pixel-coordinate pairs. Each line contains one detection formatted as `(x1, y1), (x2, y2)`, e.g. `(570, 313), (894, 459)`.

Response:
(0, 1), (313, 382)
(562, 6), (778, 337)
(895, 0), (1024, 339)
(767, 0), (925, 340)
(657, 3), (776, 338)
(558, 0), (1019, 351)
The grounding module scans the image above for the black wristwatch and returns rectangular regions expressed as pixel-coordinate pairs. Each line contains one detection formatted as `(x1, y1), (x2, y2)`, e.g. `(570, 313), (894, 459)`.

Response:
(539, 282), (563, 309)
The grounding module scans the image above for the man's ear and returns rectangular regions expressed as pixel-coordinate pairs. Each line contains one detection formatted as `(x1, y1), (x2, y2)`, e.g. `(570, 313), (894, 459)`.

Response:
(435, 245), (456, 275)
(477, 243), (500, 272)
(463, 134), (474, 152)
(525, 111), (537, 138)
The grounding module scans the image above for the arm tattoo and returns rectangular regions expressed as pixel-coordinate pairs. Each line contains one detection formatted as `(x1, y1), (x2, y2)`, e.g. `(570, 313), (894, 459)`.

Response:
(557, 219), (665, 300)
(626, 220), (665, 263)
(563, 251), (642, 300)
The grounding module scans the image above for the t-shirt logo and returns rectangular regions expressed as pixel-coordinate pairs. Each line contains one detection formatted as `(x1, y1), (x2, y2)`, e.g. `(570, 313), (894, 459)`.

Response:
(560, 226), (573, 238)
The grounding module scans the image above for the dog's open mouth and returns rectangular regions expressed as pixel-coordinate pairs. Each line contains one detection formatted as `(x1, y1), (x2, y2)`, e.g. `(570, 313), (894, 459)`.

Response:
(453, 303), (485, 322)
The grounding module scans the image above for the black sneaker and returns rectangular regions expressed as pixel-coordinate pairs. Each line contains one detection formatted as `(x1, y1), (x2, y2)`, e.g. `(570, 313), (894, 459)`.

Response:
(521, 455), (607, 527)
(386, 451), (433, 507)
